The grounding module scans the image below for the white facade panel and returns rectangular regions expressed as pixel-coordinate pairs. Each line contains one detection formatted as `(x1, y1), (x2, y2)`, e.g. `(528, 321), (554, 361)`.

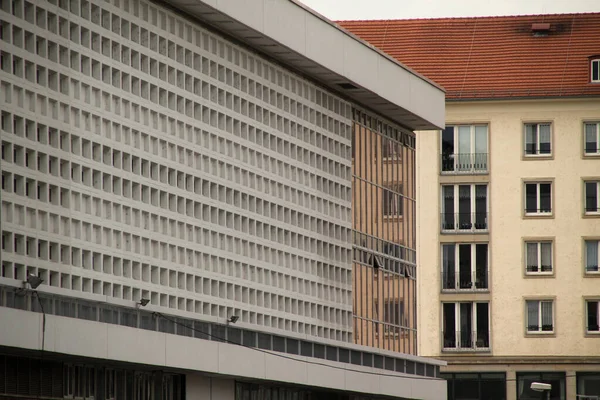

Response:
(0, 0), (354, 343)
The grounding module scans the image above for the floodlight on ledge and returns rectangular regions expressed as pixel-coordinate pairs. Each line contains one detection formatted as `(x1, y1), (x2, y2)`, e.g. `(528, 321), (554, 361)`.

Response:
(136, 298), (150, 308)
(227, 315), (239, 324)
(25, 273), (44, 290)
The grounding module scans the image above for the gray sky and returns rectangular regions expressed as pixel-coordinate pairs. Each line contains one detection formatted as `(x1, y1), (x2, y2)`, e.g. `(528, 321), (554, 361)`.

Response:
(300, 0), (600, 20)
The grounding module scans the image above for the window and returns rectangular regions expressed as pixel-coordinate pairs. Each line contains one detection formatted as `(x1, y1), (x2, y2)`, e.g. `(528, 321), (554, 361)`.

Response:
(442, 243), (488, 290)
(526, 299), (554, 333)
(441, 125), (488, 174)
(382, 184), (403, 217)
(592, 59), (600, 83)
(442, 372), (506, 400)
(441, 184), (488, 232)
(524, 123), (552, 156)
(584, 122), (600, 155)
(517, 372), (565, 400)
(442, 302), (489, 351)
(525, 241), (553, 274)
(584, 180), (600, 214)
(524, 182), (552, 215)
(577, 372), (600, 397)
(585, 240), (600, 273)
(586, 300), (600, 333)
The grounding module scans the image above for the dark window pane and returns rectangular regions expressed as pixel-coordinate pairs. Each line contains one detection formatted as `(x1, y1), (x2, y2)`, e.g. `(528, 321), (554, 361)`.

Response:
(212, 325), (226, 343)
(350, 350), (361, 365)
(313, 343), (325, 359)
(242, 330), (256, 347)
(257, 333), (271, 350)
(586, 182), (598, 212)
(540, 183), (551, 212)
(194, 321), (210, 340)
(338, 348), (349, 363)
(406, 360), (415, 374)
(326, 346), (337, 362)
(228, 328), (242, 345)
(588, 301), (599, 331)
(300, 341), (312, 357)
(272, 336), (285, 352)
(286, 339), (299, 355)
(526, 184), (537, 212)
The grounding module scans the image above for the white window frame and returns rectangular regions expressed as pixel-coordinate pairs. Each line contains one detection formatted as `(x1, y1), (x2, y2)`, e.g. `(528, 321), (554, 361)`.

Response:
(524, 123), (552, 157)
(585, 240), (600, 274)
(441, 243), (488, 290)
(586, 300), (600, 334)
(525, 241), (553, 274)
(440, 124), (489, 173)
(443, 302), (489, 350)
(583, 122), (600, 156)
(525, 299), (554, 334)
(592, 59), (600, 83)
(524, 182), (552, 216)
(441, 184), (489, 231)
(584, 180), (600, 215)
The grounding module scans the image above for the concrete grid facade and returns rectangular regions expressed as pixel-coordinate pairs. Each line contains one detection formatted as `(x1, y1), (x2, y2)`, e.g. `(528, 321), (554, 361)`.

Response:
(0, 0), (446, 399)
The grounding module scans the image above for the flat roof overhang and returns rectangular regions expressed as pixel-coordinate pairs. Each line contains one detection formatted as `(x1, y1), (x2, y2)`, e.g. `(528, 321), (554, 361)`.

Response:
(163, 0), (446, 130)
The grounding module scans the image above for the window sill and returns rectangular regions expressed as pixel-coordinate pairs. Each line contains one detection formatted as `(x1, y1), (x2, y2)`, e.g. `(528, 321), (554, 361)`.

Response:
(583, 212), (600, 219)
(524, 271), (554, 278)
(584, 271), (600, 277)
(441, 347), (491, 353)
(583, 153), (600, 158)
(525, 331), (556, 338)
(523, 212), (554, 219)
(585, 331), (600, 337)
(522, 154), (553, 161)
(441, 288), (490, 293)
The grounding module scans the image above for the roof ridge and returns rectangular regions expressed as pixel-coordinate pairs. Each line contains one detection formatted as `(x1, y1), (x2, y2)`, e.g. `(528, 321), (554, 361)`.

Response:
(336, 12), (600, 24)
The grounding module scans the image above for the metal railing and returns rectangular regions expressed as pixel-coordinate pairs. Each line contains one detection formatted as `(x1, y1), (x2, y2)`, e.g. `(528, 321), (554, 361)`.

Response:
(524, 147), (552, 156)
(526, 264), (553, 273)
(441, 153), (488, 174)
(441, 212), (488, 232)
(442, 330), (490, 351)
(441, 270), (488, 290)
(586, 264), (599, 273)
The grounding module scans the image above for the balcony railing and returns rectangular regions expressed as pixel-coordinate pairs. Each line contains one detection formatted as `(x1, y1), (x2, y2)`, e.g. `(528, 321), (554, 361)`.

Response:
(442, 330), (490, 351)
(442, 270), (488, 291)
(441, 212), (488, 233)
(441, 153), (488, 174)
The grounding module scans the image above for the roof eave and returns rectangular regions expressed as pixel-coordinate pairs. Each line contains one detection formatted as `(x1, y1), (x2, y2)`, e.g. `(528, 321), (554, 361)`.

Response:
(163, 0), (446, 130)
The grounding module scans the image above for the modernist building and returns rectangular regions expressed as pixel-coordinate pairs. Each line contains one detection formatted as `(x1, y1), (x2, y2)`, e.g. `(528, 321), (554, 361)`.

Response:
(0, 0), (446, 399)
(341, 12), (600, 400)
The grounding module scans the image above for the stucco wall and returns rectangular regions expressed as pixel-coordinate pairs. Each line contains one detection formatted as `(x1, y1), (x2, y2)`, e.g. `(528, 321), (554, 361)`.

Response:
(417, 98), (600, 358)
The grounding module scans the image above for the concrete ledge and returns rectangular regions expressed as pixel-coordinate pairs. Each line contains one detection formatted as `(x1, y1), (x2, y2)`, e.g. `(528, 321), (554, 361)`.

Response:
(0, 307), (446, 399)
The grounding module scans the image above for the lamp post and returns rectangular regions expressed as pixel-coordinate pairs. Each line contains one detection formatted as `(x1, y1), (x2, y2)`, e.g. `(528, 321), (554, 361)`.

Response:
(531, 382), (551, 400)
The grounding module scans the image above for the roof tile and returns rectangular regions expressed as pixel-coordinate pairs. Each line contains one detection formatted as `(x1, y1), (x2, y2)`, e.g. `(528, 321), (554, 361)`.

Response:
(338, 13), (600, 99)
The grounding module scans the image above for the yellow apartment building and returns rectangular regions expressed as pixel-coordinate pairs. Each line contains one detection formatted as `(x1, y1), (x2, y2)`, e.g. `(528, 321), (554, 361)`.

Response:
(342, 13), (600, 400)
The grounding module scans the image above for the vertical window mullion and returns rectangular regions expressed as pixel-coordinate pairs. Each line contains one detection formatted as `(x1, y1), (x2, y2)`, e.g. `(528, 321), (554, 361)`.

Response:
(537, 243), (542, 270)
(470, 244), (475, 288)
(455, 303), (459, 348)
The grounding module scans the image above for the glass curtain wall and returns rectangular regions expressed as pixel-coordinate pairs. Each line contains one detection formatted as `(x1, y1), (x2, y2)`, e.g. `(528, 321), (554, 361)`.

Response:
(351, 108), (417, 354)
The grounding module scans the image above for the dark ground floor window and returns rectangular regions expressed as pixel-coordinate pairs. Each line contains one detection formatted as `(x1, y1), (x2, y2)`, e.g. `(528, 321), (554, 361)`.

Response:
(578, 372), (600, 397)
(441, 372), (506, 400)
(517, 372), (565, 400)
(0, 353), (185, 400)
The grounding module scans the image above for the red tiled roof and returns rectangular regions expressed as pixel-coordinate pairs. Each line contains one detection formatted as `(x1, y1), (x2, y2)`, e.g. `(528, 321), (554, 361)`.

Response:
(338, 14), (600, 100)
